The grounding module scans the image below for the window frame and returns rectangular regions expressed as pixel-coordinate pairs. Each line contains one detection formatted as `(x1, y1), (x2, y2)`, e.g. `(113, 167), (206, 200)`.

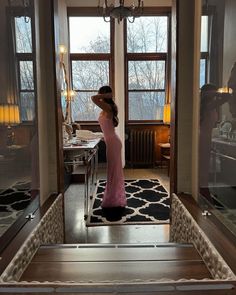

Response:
(9, 7), (37, 123)
(124, 8), (171, 124)
(200, 5), (216, 87)
(68, 8), (115, 124)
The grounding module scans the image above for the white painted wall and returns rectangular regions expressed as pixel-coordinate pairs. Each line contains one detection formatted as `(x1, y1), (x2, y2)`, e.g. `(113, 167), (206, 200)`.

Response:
(114, 22), (125, 166)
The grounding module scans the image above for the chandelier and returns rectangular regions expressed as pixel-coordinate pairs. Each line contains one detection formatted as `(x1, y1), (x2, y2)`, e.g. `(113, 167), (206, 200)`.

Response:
(98, 0), (144, 24)
(8, 0), (31, 23)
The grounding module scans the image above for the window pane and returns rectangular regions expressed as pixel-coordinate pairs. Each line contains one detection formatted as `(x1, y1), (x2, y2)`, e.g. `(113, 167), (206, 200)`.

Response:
(15, 17), (32, 53)
(69, 17), (110, 53)
(128, 91), (165, 120)
(201, 15), (208, 52)
(72, 60), (109, 90)
(72, 92), (100, 121)
(128, 60), (165, 90)
(19, 61), (34, 90)
(20, 92), (35, 121)
(200, 59), (206, 87)
(127, 16), (168, 53)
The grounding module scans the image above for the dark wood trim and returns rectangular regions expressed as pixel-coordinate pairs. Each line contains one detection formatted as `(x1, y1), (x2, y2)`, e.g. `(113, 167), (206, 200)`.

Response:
(128, 120), (163, 124)
(0, 194), (58, 276)
(0, 195), (39, 254)
(128, 89), (166, 92)
(170, 0), (177, 195)
(126, 53), (167, 60)
(124, 11), (171, 125)
(52, 0), (65, 241)
(67, 6), (171, 17)
(68, 12), (115, 105)
(70, 53), (111, 60)
(124, 18), (128, 123)
(52, 0), (65, 196)
(177, 193), (236, 275)
(202, 4), (216, 16)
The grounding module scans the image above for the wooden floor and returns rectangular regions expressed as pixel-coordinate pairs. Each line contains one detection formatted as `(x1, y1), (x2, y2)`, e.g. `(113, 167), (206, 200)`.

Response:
(64, 166), (170, 244)
(20, 243), (213, 282)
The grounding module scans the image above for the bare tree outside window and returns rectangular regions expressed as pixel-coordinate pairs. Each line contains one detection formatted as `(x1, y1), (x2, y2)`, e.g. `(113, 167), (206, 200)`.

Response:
(15, 17), (32, 53)
(69, 15), (169, 122)
(126, 16), (168, 121)
(69, 17), (111, 121)
(200, 15), (209, 87)
(14, 16), (35, 121)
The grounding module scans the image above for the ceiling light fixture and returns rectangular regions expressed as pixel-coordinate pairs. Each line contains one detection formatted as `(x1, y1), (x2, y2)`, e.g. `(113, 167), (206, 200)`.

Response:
(98, 0), (144, 24)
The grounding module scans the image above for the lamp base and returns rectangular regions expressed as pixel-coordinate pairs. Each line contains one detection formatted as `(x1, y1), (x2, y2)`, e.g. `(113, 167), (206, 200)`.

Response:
(6, 125), (15, 146)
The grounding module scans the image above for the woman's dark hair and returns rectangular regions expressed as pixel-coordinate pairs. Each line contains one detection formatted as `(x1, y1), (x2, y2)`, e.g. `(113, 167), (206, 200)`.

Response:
(98, 85), (119, 127)
(200, 83), (218, 124)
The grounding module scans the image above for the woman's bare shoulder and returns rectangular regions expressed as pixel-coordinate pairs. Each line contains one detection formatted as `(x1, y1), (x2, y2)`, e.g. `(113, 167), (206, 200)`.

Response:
(101, 110), (113, 119)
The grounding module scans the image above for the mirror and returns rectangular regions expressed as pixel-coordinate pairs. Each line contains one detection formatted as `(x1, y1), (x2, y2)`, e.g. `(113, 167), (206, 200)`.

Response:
(59, 46), (75, 142)
(0, 0), (39, 252)
(60, 60), (68, 123)
(199, 0), (236, 235)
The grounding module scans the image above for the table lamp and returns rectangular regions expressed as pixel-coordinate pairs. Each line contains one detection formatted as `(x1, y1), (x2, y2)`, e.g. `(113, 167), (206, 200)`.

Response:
(163, 103), (171, 125)
(163, 103), (171, 143)
(0, 104), (20, 146)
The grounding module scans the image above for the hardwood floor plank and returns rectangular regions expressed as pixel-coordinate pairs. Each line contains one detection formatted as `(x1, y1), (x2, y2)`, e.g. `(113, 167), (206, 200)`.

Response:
(31, 245), (202, 262)
(20, 260), (212, 282)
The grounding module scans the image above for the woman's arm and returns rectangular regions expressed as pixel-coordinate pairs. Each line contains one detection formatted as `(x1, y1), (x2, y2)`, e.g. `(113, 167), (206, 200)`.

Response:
(91, 93), (113, 112)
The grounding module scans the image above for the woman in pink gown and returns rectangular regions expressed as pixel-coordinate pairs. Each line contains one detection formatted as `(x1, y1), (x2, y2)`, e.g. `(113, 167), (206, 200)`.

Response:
(91, 86), (127, 212)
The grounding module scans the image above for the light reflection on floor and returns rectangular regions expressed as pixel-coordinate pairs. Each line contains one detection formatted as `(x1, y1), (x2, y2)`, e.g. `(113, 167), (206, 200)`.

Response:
(64, 166), (170, 244)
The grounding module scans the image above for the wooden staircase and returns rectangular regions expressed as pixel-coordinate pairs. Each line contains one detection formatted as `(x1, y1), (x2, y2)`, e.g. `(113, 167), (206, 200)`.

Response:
(20, 243), (212, 282)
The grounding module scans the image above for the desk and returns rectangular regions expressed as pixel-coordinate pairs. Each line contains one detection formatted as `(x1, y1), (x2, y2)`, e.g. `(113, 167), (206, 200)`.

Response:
(63, 138), (100, 219)
(158, 143), (170, 175)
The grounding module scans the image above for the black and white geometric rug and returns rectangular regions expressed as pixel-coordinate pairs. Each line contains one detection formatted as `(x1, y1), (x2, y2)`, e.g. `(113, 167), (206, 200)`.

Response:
(0, 181), (31, 236)
(86, 179), (170, 226)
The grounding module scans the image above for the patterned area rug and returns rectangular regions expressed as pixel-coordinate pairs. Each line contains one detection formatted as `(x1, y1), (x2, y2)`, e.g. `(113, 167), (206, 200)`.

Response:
(0, 181), (31, 236)
(86, 179), (170, 226)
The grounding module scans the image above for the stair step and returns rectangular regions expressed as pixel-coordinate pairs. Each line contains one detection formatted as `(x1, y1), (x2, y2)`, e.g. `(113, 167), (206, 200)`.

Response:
(20, 243), (213, 282)
(32, 243), (202, 262)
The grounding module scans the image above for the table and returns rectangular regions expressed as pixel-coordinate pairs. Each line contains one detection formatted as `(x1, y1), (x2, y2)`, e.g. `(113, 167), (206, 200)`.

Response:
(63, 138), (101, 219)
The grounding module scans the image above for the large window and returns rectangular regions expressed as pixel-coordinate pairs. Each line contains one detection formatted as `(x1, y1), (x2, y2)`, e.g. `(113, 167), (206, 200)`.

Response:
(125, 15), (169, 122)
(69, 16), (113, 122)
(200, 15), (209, 87)
(14, 15), (36, 121)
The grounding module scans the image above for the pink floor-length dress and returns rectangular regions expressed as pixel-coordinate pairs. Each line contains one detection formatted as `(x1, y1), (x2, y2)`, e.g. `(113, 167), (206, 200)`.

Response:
(98, 113), (127, 208)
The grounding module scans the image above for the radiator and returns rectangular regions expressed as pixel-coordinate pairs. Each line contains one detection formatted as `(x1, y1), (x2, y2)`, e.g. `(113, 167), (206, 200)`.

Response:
(130, 129), (155, 167)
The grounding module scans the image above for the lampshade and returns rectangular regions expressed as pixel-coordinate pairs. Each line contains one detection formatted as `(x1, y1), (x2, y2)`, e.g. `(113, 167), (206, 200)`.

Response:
(0, 104), (20, 125)
(163, 103), (171, 124)
(217, 86), (233, 94)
